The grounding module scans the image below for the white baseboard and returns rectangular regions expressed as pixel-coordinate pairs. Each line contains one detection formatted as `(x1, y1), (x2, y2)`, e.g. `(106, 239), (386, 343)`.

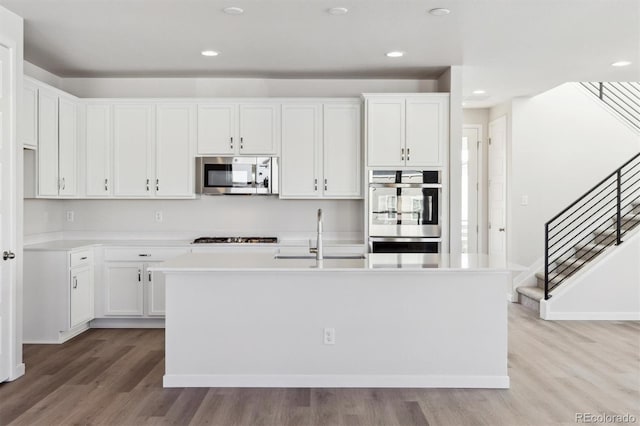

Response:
(543, 311), (640, 320)
(163, 374), (510, 389)
(90, 318), (165, 328)
(23, 322), (91, 344)
(8, 363), (25, 381)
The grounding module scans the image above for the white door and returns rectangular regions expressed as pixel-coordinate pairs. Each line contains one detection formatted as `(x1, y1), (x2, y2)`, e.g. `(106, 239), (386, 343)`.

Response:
(70, 266), (93, 327)
(239, 104), (279, 155)
(488, 116), (507, 261)
(58, 97), (77, 197)
(104, 263), (144, 316)
(405, 97), (447, 167)
(323, 103), (361, 198)
(21, 81), (37, 149)
(113, 104), (154, 197)
(280, 104), (321, 198)
(0, 43), (17, 383)
(367, 98), (405, 167)
(156, 104), (195, 197)
(37, 88), (59, 196)
(85, 104), (112, 196)
(146, 264), (165, 316)
(462, 126), (480, 253)
(197, 104), (236, 155)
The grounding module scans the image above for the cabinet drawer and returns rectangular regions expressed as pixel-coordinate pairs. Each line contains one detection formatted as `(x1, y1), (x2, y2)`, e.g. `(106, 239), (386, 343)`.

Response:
(104, 247), (188, 262)
(70, 249), (93, 267)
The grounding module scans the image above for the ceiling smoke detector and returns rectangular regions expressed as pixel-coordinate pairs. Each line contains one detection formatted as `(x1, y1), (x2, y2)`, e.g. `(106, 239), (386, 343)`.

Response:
(429, 8), (451, 16)
(328, 7), (349, 15)
(223, 7), (244, 15)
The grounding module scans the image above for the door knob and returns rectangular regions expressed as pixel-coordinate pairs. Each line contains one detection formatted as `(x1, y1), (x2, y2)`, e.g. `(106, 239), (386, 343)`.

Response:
(499, 228), (506, 232)
(3, 251), (15, 261)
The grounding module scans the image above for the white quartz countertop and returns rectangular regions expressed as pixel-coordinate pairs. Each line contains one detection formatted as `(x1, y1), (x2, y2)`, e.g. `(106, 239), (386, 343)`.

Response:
(150, 252), (525, 272)
(24, 239), (364, 252)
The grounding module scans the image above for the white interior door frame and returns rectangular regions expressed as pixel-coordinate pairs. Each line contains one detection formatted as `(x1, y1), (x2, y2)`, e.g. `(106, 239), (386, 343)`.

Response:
(488, 116), (508, 263)
(462, 125), (482, 253)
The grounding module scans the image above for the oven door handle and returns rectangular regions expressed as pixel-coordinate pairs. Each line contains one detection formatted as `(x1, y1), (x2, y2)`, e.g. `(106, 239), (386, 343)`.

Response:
(368, 183), (442, 189)
(427, 195), (433, 222)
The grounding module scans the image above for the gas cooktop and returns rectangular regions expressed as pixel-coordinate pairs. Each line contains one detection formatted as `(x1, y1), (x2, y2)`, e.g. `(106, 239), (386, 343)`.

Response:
(192, 237), (278, 244)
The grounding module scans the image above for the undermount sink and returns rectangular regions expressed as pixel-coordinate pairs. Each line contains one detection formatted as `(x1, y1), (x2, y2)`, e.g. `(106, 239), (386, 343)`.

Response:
(274, 254), (366, 260)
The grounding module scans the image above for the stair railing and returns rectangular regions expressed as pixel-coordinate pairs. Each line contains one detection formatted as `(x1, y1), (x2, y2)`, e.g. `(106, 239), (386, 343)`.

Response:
(544, 152), (640, 300)
(580, 82), (640, 131)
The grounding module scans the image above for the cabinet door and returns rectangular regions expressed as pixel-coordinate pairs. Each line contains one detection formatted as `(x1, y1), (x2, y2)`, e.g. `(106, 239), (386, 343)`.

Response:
(145, 264), (165, 316)
(239, 104), (279, 154)
(58, 97), (77, 196)
(104, 263), (144, 316)
(156, 104), (195, 197)
(113, 104), (154, 197)
(86, 104), (112, 196)
(70, 266), (93, 327)
(37, 88), (59, 196)
(197, 104), (236, 155)
(323, 103), (361, 198)
(280, 104), (321, 198)
(366, 98), (405, 167)
(22, 81), (38, 149)
(405, 96), (448, 167)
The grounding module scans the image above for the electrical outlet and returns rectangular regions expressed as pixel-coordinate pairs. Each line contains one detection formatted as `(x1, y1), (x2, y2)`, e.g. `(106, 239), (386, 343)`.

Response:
(155, 211), (163, 222)
(66, 211), (75, 222)
(521, 195), (529, 206)
(323, 328), (336, 345)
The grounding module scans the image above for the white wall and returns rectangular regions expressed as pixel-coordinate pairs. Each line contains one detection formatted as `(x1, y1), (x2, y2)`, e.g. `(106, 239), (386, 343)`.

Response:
(23, 200), (65, 239)
(541, 231), (640, 320)
(60, 198), (363, 241)
(61, 77), (438, 98)
(509, 83), (640, 266)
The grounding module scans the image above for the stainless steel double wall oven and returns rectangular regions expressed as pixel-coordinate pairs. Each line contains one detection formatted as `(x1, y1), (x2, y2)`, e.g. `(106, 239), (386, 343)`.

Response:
(368, 170), (442, 253)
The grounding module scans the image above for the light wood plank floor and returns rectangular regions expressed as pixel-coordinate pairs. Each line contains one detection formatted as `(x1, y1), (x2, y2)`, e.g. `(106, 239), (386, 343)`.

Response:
(1, 304), (638, 426)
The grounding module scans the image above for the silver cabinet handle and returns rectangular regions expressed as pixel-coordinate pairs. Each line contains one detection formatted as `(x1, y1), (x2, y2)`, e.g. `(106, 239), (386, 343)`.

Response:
(230, 136), (234, 149)
(401, 148), (405, 161)
(314, 178), (318, 191)
(61, 177), (66, 190)
(156, 179), (159, 192)
(104, 178), (108, 191)
(138, 269), (142, 282)
(146, 179), (150, 192)
(80, 256), (87, 260)
(3, 251), (15, 261)
(324, 178), (327, 191)
(148, 271), (152, 282)
(138, 253), (151, 257)
(73, 276), (78, 289)
(407, 148), (410, 162)
(240, 137), (244, 150)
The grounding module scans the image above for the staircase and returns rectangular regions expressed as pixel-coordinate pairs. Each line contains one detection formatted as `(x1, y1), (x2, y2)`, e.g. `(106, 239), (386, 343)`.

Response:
(580, 82), (640, 132)
(517, 152), (640, 312)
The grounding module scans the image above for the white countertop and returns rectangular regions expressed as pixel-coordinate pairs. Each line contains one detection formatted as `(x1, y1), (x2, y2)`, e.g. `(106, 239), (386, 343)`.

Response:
(151, 252), (525, 272)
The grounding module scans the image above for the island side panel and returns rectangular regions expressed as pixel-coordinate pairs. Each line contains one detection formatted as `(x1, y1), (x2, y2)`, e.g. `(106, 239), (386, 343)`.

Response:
(164, 270), (509, 388)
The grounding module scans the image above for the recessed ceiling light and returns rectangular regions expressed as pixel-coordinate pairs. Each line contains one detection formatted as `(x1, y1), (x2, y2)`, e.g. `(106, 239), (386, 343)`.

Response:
(472, 90), (486, 95)
(429, 8), (451, 16)
(386, 51), (405, 58)
(611, 60), (632, 67)
(223, 7), (244, 15)
(201, 50), (219, 57)
(328, 7), (349, 15)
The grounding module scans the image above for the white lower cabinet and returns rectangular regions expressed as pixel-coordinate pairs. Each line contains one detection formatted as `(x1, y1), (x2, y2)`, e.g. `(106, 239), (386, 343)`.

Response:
(101, 248), (188, 318)
(23, 248), (95, 343)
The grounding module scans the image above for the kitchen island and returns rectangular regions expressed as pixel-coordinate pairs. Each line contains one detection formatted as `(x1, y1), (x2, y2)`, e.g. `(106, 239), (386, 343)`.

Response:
(152, 252), (516, 389)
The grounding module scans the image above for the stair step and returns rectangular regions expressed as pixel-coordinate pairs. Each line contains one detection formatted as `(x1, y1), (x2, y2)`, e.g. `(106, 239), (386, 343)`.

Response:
(574, 242), (609, 258)
(553, 257), (589, 276)
(534, 271), (569, 289)
(516, 286), (544, 313)
(593, 228), (618, 245)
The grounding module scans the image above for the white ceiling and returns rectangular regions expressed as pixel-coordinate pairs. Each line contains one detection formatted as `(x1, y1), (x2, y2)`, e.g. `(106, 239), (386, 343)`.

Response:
(1, 0), (639, 107)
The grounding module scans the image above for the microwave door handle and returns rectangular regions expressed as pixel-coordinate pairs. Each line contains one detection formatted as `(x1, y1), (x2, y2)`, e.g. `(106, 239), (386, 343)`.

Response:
(252, 163), (258, 189)
(427, 195), (433, 222)
(396, 188), (402, 225)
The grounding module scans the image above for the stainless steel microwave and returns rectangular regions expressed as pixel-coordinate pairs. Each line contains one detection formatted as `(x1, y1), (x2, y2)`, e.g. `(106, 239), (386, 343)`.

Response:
(196, 157), (279, 195)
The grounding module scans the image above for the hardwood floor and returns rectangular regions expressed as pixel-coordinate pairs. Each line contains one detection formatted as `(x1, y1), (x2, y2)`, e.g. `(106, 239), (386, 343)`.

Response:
(1, 304), (638, 426)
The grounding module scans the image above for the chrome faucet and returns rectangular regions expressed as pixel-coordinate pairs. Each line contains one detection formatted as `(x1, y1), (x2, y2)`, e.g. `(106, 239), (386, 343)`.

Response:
(309, 208), (324, 260)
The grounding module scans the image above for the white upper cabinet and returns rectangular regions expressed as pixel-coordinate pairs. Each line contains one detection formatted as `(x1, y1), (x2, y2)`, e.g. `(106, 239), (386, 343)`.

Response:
(405, 96), (448, 167)
(37, 88), (59, 197)
(366, 94), (449, 168)
(58, 96), (77, 196)
(155, 104), (195, 197)
(323, 103), (361, 198)
(238, 103), (279, 155)
(280, 104), (322, 198)
(113, 104), (155, 197)
(280, 100), (361, 199)
(197, 102), (280, 155)
(367, 97), (405, 167)
(197, 104), (236, 155)
(86, 104), (112, 197)
(22, 79), (38, 149)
